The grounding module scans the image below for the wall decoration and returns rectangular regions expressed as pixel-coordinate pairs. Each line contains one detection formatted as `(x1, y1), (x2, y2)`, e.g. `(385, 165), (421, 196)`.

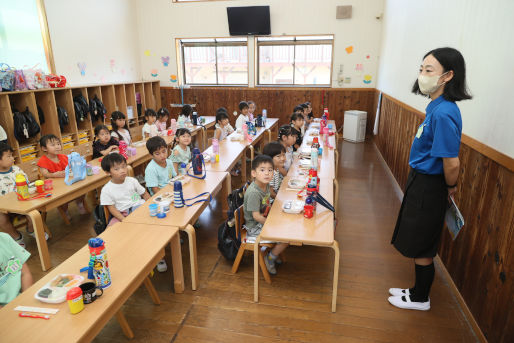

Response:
(344, 77), (352, 84)
(77, 62), (86, 76)
(151, 69), (158, 77)
(121, 68), (126, 75)
(110, 59), (116, 73)
(363, 74), (372, 84)
(161, 56), (170, 66)
(345, 46), (354, 54)
(100, 76), (105, 83)
(144, 50), (151, 56)
(355, 63), (363, 71)
(366, 54), (371, 59)
(170, 74), (177, 83)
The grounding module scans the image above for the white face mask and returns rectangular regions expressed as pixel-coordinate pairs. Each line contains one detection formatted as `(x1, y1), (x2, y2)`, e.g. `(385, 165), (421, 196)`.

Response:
(417, 72), (448, 95)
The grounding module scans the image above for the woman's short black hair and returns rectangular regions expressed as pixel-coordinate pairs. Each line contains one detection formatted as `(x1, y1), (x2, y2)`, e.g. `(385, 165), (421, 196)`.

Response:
(40, 134), (60, 148)
(146, 136), (167, 155)
(181, 104), (193, 117)
(216, 111), (229, 123)
(101, 153), (127, 172)
(239, 101), (249, 111)
(290, 113), (304, 122)
(94, 124), (110, 137)
(262, 142), (286, 159)
(145, 108), (157, 118)
(412, 47), (472, 102)
(0, 142), (13, 160)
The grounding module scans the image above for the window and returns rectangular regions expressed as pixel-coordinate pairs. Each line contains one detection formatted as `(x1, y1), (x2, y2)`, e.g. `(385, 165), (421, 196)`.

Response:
(257, 35), (333, 86)
(0, 0), (55, 73)
(179, 38), (248, 85)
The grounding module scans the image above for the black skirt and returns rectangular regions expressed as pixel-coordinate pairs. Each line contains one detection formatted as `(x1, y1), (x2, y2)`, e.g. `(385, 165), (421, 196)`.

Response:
(391, 169), (448, 258)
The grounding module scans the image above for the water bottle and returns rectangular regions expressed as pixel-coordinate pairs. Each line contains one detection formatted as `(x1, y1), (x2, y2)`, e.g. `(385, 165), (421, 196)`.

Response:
(191, 148), (204, 175)
(242, 123), (249, 142)
(311, 148), (318, 170)
(262, 109), (267, 126)
(88, 238), (112, 289)
(212, 138), (220, 162)
(173, 181), (184, 208)
(170, 119), (177, 135)
(177, 116), (185, 129)
(192, 112), (198, 126)
(15, 174), (29, 200)
(179, 162), (187, 175)
(256, 114), (263, 127)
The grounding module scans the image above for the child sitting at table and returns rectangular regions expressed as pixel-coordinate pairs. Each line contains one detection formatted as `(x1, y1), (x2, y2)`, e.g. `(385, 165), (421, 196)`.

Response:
(178, 104), (193, 126)
(145, 136), (177, 196)
(100, 153), (150, 227)
(213, 109), (234, 141)
(235, 101), (249, 130)
(110, 111), (132, 145)
(0, 232), (33, 306)
(290, 113), (305, 151)
(169, 128), (192, 174)
(38, 134), (87, 218)
(142, 109), (159, 139)
(304, 102), (314, 129)
(277, 125), (297, 173)
(0, 143), (42, 247)
(262, 142), (286, 196)
(93, 125), (119, 159)
(244, 155), (288, 275)
(247, 100), (256, 122)
(156, 107), (170, 133)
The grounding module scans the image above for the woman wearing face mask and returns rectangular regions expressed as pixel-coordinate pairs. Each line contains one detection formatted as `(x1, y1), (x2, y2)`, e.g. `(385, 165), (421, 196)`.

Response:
(388, 47), (472, 311)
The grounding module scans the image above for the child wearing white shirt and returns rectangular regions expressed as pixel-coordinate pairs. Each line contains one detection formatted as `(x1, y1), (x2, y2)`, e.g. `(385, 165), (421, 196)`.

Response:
(235, 101), (250, 130)
(142, 109), (159, 139)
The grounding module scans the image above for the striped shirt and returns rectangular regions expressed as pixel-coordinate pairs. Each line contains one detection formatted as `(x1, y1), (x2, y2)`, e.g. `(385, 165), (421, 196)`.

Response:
(269, 169), (284, 193)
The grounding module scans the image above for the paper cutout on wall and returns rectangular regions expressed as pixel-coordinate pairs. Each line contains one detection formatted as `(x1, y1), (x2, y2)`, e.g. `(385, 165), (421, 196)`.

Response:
(170, 74), (177, 83)
(344, 77), (351, 84)
(151, 69), (158, 77)
(161, 56), (170, 66)
(144, 50), (151, 56)
(121, 68), (126, 75)
(363, 75), (372, 84)
(110, 59), (116, 73)
(77, 62), (86, 76)
(345, 46), (353, 54)
(366, 54), (371, 59)
(100, 76), (106, 83)
(355, 63), (363, 71)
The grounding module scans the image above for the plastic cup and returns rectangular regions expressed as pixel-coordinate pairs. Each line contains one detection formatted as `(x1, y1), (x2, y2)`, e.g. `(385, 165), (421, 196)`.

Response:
(149, 203), (158, 217)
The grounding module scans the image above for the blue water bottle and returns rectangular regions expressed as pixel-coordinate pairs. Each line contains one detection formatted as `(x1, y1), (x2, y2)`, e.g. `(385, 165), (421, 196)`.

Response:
(173, 181), (184, 208)
(192, 112), (198, 125)
(192, 148), (203, 175)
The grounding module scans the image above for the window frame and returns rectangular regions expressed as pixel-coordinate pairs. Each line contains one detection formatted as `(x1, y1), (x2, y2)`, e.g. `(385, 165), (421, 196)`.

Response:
(255, 34), (334, 88)
(177, 37), (249, 87)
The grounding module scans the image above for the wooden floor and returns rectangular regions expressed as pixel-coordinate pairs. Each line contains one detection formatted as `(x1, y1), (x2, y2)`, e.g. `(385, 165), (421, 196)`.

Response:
(24, 138), (479, 343)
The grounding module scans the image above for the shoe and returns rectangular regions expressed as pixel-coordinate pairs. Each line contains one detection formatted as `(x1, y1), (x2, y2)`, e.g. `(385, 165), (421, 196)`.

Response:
(27, 230), (49, 241)
(388, 295), (430, 311)
(77, 201), (87, 215)
(264, 253), (277, 275)
(156, 259), (168, 272)
(389, 288), (410, 296)
(15, 233), (26, 248)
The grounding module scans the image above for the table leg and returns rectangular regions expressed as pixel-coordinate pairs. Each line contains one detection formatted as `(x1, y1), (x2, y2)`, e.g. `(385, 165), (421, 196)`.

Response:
(331, 240), (340, 312)
(143, 276), (161, 304)
(333, 179), (339, 218)
(115, 310), (134, 339)
(127, 165), (135, 177)
(241, 151), (247, 184)
(183, 224), (199, 290)
(335, 149), (339, 179)
(266, 128), (271, 144)
(249, 145), (254, 169)
(221, 173), (231, 219)
(254, 235), (260, 302)
(201, 126), (207, 151)
(170, 232), (185, 293)
(28, 210), (51, 271)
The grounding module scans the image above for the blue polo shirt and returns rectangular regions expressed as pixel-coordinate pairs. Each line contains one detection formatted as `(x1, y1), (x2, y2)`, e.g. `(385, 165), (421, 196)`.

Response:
(409, 95), (462, 175)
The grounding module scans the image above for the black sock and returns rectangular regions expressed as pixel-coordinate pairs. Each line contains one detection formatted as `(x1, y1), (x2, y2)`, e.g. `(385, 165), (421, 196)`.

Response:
(409, 263), (434, 302)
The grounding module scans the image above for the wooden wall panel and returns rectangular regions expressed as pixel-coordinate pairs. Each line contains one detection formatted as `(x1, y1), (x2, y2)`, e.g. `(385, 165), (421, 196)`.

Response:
(374, 93), (514, 343)
(160, 87), (376, 133)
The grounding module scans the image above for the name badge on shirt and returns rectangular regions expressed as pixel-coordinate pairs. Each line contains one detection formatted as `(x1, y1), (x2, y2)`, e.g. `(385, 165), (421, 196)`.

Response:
(416, 124), (425, 139)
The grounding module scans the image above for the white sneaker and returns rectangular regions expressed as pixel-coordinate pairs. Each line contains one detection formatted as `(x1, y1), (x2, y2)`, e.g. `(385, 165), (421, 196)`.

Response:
(156, 259), (168, 272)
(15, 233), (26, 248)
(27, 231), (49, 241)
(389, 288), (410, 296)
(388, 295), (430, 311)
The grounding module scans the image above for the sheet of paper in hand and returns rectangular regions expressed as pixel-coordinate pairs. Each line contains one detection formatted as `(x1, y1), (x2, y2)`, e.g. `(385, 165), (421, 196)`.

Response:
(445, 197), (465, 240)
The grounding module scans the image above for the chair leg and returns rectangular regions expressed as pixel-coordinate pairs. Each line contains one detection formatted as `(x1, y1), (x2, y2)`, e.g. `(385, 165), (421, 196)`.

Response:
(39, 212), (53, 238)
(115, 310), (134, 339)
(183, 224), (199, 291)
(231, 244), (246, 274)
(258, 249), (272, 284)
(57, 207), (71, 225)
(143, 276), (161, 305)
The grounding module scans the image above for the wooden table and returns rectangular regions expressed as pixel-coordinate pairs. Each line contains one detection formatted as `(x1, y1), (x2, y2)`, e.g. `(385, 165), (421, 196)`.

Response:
(264, 118), (279, 142)
(204, 138), (248, 183)
(199, 116), (216, 150)
(123, 171), (230, 291)
(0, 222), (184, 342)
(0, 171), (111, 271)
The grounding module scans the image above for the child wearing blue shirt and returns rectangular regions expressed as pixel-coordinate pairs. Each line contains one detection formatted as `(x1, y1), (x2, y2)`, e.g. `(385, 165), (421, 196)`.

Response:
(145, 136), (177, 196)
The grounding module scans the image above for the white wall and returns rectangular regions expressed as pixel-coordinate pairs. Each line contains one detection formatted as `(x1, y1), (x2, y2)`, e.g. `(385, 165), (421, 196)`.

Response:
(376, 0), (514, 157)
(44, 0), (141, 86)
(135, 0), (384, 88)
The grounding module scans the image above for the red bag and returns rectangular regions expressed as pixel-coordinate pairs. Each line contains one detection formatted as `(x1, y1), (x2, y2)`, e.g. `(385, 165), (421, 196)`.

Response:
(45, 74), (66, 88)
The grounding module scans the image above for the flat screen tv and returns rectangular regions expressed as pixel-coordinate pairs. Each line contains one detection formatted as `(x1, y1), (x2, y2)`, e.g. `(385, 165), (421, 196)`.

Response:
(227, 6), (270, 36)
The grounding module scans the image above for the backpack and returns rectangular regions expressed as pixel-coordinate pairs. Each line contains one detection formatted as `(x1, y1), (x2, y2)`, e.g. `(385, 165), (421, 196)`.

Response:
(93, 96), (106, 121)
(73, 94), (89, 122)
(57, 106), (69, 130)
(89, 97), (99, 121)
(0, 63), (15, 91)
(13, 109), (30, 142)
(226, 181), (250, 220)
(14, 70), (27, 91)
(217, 221), (240, 261)
(37, 104), (45, 125)
(64, 152), (86, 185)
(22, 107), (40, 137)
(93, 205), (107, 235)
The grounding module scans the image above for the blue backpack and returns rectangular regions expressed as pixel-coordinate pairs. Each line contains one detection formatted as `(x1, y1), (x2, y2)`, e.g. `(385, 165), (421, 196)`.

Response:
(64, 152), (87, 185)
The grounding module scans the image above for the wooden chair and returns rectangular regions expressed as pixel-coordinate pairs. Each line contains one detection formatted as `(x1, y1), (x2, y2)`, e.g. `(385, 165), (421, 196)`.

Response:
(231, 205), (283, 284)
